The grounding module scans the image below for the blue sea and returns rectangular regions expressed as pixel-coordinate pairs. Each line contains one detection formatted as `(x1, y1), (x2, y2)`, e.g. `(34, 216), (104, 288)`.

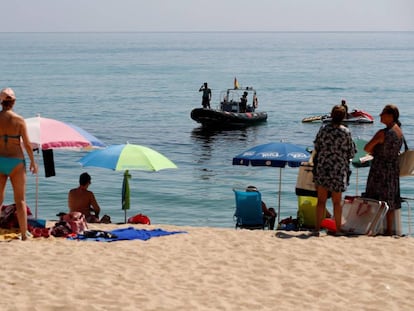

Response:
(1, 32), (414, 233)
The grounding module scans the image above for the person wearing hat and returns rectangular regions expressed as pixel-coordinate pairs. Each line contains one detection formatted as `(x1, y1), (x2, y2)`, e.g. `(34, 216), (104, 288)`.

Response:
(239, 91), (248, 113)
(246, 185), (277, 230)
(0, 87), (38, 240)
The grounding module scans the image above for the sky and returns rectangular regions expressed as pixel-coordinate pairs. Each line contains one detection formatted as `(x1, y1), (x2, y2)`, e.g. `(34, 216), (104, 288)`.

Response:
(0, 0), (413, 32)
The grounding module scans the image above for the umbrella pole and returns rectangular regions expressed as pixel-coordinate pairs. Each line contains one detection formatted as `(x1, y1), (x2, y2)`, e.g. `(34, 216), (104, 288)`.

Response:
(35, 149), (40, 219)
(277, 168), (282, 224)
(35, 173), (39, 219)
(122, 170), (131, 224)
(356, 168), (359, 195)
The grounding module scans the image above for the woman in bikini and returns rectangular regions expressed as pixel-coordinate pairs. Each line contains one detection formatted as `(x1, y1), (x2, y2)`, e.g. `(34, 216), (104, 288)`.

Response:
(0, 88), (38, 240)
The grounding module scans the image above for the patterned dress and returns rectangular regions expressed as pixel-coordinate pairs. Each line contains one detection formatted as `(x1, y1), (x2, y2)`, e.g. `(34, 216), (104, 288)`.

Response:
(364, 128), (402, 210)
(313, 123), (356, 192)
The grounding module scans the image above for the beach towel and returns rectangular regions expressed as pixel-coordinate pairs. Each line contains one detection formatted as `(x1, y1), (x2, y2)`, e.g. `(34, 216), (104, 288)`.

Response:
(71, 227), (186, 242)
(0, 228), (21, 241)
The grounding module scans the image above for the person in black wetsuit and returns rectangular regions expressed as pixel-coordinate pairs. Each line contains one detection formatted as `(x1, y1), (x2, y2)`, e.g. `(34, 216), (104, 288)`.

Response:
(199, 82), (211, 109)
(239, 91), (248, 113)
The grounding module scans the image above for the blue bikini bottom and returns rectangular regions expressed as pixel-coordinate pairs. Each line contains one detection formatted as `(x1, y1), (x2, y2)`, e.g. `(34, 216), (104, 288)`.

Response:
(0, 157), (25, 175)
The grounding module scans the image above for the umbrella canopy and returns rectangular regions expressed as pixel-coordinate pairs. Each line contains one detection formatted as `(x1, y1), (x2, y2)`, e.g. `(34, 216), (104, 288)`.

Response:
(233, 142), (311, 224)
(25, 116), (105, 150)
(79, 144), (177, 223)
(352, 138), (372, 168)
(24, 116), (105, 218)
(351, 138), (373, 195)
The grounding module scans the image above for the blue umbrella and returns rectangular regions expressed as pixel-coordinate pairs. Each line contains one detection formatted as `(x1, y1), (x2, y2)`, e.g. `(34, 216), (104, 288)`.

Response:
(233, 142), (311, 224)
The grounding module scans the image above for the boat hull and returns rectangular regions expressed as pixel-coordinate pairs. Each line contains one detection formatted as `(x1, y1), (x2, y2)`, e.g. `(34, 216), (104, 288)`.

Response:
(191, 108), (267, 129)
(302, 116), (374, 124)
(302, 109), (374, 124)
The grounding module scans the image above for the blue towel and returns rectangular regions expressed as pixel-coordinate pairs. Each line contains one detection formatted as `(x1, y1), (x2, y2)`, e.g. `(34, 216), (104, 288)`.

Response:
(71, 227), (186, 242)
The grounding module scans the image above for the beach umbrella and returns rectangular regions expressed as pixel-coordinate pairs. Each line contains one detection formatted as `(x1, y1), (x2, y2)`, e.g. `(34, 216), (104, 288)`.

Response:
(79, 143), (178, 223)
(351, 138), (372, 195)
(232, 142), (311, 224)
(122, 170), (131, 212)
(25, 116), (105, 150)
(24, 115), (105, 218)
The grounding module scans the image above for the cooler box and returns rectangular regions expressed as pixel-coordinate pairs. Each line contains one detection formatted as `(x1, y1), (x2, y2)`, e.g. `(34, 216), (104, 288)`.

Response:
(297, 196), (325, 228)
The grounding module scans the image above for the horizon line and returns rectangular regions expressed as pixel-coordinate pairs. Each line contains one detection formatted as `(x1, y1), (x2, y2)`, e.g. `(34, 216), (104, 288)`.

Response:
(0, 30), (413, 34)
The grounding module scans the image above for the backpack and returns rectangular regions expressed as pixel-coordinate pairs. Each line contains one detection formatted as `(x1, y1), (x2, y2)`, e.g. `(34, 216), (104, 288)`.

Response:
(62, 212), (88, 234)
(127, 213), (151, 225)
(51, 212), (88, 237)
(0, 204), (33, 229)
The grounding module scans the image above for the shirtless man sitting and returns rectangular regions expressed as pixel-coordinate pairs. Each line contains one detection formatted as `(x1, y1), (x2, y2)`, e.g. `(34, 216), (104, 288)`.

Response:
(68, 172), (101, 223)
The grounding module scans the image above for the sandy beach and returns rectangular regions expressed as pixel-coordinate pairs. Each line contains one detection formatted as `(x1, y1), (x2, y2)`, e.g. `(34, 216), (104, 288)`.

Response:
(1, 223), (413, 311)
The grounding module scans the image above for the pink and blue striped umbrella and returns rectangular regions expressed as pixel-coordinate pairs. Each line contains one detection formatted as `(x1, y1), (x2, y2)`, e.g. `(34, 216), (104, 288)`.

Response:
(25, 116), (105, 150)
(24, 115), (105, 218)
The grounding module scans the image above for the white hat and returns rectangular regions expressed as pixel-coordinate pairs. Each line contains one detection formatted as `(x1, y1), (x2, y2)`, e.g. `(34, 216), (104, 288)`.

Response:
(0, 88), (16, 102)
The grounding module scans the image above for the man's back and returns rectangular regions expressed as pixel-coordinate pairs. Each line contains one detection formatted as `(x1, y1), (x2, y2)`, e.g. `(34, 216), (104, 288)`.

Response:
(68, 187), (99, 217)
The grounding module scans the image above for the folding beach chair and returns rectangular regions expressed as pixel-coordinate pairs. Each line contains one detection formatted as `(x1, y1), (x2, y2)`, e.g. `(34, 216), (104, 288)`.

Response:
(233, 189), (270, 230)
(341, 196), (389, 236)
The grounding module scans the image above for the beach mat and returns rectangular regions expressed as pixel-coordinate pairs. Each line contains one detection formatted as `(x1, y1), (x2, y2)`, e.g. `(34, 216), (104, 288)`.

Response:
(72, 227), (186, 242)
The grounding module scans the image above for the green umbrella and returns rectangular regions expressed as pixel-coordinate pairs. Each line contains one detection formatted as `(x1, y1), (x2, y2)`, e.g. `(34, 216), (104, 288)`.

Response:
(79, 143), (177, 223)
(352, 138), (373, 195)
(122, 170), (131, 221)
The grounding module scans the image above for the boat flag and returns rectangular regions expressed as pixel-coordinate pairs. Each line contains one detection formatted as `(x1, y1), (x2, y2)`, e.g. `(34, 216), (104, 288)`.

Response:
(234, 77), (239, 89)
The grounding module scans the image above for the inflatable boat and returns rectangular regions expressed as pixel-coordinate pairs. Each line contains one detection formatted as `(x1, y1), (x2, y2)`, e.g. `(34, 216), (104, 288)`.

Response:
(191, 85), (268, 129)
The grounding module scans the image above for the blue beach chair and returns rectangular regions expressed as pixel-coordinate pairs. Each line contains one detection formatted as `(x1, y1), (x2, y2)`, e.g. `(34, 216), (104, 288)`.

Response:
(233, 189), (270, 230)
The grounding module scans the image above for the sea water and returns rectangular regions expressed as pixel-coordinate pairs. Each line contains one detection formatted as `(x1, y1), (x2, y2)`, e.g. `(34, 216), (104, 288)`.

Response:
(0, 32), (413, 233)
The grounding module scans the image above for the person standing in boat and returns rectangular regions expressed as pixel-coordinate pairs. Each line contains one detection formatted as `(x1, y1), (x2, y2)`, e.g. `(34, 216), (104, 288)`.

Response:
(199, 82), (211, 109)
(239, 91), (248, 113)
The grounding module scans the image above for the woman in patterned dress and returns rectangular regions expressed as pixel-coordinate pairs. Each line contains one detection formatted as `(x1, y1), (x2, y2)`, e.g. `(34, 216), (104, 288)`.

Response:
(364, 104), (403, 235)
(313, 105), (356, 235)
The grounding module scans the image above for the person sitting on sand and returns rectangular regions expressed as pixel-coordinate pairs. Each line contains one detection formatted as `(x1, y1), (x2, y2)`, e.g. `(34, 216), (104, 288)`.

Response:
(246, 185), (277, 230)
(68, 172), (103, 223)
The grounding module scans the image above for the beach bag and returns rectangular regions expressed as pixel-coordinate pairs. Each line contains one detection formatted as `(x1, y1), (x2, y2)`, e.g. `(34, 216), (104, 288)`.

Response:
(399, 138), (414, 177)
(295, 162), (317, 197)
(51, 212), (88, 237)
(50, 222), (73, 237)
(127, 213), (151, 225)
(0, 204), (33, 229)
(62, 212), (88, 234)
